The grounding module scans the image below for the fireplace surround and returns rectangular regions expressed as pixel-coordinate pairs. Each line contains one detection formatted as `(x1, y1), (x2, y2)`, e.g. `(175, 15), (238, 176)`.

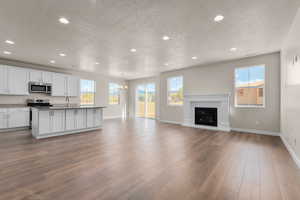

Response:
(183, 94), (230, 131)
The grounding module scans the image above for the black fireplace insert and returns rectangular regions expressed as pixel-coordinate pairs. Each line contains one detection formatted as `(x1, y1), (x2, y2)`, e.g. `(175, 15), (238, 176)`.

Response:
(195, 107), (218, 127)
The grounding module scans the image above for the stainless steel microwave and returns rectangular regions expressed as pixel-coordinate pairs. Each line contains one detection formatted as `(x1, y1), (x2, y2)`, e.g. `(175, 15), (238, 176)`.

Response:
(29, 82), (52, 94)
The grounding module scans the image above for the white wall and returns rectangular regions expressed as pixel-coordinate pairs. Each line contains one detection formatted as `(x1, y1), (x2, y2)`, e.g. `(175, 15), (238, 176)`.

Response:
(0, 59), (127, 119)
(281, 8), (300, 159)
(129, 52), (281, 133)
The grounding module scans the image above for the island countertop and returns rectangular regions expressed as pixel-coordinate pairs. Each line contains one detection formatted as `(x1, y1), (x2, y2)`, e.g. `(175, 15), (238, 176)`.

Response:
(31, 105), (106, 110)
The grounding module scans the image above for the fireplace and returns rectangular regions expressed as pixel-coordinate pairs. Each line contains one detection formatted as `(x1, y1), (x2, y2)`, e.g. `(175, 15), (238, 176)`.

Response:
(195, 107), (218, 127)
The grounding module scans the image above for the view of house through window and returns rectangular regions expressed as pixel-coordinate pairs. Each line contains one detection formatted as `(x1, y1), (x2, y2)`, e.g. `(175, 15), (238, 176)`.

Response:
(80, 79), (96, 105)
(235, 65), (265, 107)
(109, 83), (121, 105)
(167, 76), (183, 105)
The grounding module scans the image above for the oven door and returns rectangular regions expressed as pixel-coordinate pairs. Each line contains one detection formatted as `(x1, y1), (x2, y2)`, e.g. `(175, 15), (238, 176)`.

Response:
(29, 83), (47, 93)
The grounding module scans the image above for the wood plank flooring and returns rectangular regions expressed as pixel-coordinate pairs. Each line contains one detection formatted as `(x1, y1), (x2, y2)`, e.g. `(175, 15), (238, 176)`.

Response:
(0, 118), (300, 200)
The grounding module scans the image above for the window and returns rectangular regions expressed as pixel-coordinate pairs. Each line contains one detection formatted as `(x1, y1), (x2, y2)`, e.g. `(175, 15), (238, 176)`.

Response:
(167, 76), (183, 105)
(109, 83), (121, 105)
(235, 65), (265, 107)
(80, 79), (96, 105)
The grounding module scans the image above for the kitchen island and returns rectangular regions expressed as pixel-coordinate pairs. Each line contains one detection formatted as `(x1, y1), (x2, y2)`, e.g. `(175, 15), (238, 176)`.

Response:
(31, 105), (105, 139)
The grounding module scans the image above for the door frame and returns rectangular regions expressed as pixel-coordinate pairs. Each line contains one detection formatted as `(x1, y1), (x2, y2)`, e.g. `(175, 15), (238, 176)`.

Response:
(135, 83), (156, 119)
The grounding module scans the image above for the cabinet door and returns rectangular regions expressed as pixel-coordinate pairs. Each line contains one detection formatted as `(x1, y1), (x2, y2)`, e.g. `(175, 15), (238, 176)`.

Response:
(8, 67), (29, 95)
(42, 72), (53, 83)
(39, 110), (51, 135)
(0, 109), (8, 129)
(8, 108), (29, 128)
(76, 109), (86, 129)
(52, 73), (66, 96)
(0, 65), (8, 94)
(29, 70), (43, 82)
(94, 108), (102, 127)
(67, 76), (79, 97)
(86, 109), (95, 128)
(52, 110), (65, 133)
(65, 109), (76, 130)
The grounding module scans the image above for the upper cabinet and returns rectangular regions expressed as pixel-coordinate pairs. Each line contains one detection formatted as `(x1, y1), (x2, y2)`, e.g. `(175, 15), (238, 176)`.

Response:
(0, 65), (29, 95)
(52, 73), (67, 96)
(67, 75), (79, 97)
(30, 70), (53, 83)
(0, 65), (8, 94)
(7, 67), (29, 95)
(0, 64), (78, 97)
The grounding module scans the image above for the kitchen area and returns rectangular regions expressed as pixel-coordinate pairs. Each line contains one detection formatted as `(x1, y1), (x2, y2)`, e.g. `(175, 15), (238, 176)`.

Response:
(0, 64), (104, 139)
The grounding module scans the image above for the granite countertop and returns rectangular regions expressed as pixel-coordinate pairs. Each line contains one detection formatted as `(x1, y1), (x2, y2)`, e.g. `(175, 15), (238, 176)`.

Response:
(32, 104), (106, 110)
(0, 104), (29, 108)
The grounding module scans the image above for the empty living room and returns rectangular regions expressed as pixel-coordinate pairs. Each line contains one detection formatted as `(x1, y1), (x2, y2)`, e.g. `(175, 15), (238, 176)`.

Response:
(1, 0), (300, 199)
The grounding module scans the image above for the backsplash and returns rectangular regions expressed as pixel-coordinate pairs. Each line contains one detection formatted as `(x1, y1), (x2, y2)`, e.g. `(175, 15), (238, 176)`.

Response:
(0, 93), (79, 105)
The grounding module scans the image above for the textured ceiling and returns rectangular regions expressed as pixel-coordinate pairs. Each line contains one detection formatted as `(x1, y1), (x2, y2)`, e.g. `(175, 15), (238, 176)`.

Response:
(0, 0), (299, 79)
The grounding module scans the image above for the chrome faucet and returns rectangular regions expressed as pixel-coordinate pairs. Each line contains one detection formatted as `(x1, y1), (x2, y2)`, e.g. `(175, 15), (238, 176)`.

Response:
(65, 96), (70, 106)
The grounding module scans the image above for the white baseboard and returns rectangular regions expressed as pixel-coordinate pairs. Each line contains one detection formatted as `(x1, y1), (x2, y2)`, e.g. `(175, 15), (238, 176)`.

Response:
(231, 128), (280, 136)
(103, 116), (122, 120)
(159, 119), (182, 125)
(280, 135), (300, 169)
(182, 123), (230, 132)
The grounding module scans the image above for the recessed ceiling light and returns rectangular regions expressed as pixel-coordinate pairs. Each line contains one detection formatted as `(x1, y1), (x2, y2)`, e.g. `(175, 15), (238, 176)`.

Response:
(164, 63), (169, 66)
(5, 40), (15, 45)
(50, 60), (56, 64)
(192, 56), (198, 60)
(59, 17), (70, 24)
(162, 36), (170, 41)
(130, 48), (137, 52)
(59, 53), (66, 57)
(214, 15), (224, 22)
(230, 47), (237, 52)
(95, 62), (100, 65)
(3, 51), (11, 55)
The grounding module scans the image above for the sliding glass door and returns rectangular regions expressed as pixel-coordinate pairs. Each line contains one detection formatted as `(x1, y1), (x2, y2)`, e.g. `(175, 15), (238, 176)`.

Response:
(136, 83), (155, 119)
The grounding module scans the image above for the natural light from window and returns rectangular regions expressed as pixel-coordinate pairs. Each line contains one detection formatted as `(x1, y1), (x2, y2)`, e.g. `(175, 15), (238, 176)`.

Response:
(167, 76), (183, 105)
(109, 83), (121, 105)
(235, 65), (265, 107)
(80, 79), (95, 105)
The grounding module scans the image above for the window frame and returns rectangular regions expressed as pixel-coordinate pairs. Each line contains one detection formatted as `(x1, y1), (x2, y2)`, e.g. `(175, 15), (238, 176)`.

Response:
(234, 65), (266, 109)
(167, 76), (184, 106)
(108, 82), (121, 105)
(80, 79), (96, 106)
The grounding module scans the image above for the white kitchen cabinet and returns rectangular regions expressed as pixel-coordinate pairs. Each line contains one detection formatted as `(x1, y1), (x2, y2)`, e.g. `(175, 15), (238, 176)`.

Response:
(51, 110), (65, 133)
(0, 109), (8, 129)
(66, 109), (86, 130)
(29, 70), (43, 82)
(38, 110), (65, 135)
(42, 72), (53, 83)
(8, 108), (29, 128)
(66, 110), (76, 130)
(87, 108), (102, 128)
(38, 110), (51, 135)
(8, 67), (29, 95)
(0, 65), (8, 94)
(76, 109), (87, 129)
(52, 73), (67, 96)
(30, 70), (53, 83)
(67, 76), (79, 97)
(8, 108), (28, 128)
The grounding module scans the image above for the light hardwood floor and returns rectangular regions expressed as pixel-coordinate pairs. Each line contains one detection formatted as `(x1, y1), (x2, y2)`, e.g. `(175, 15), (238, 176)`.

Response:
(0, 118), (300, 200)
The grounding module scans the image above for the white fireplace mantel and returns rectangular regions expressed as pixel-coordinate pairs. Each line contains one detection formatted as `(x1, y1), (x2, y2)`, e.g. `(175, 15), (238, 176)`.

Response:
(182, 94), (231, 131)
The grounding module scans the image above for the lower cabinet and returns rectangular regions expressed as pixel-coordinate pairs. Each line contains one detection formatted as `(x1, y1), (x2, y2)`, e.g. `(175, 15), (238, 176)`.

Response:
(33, 107), (103, 138)
(66, 109), (86, 130)
(0, 109), (8, 129)
(87, 108), (103, 128)
(38, 110), (65, 135)
(8, 108), (30, 128)
(0, 108), (29, 130)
